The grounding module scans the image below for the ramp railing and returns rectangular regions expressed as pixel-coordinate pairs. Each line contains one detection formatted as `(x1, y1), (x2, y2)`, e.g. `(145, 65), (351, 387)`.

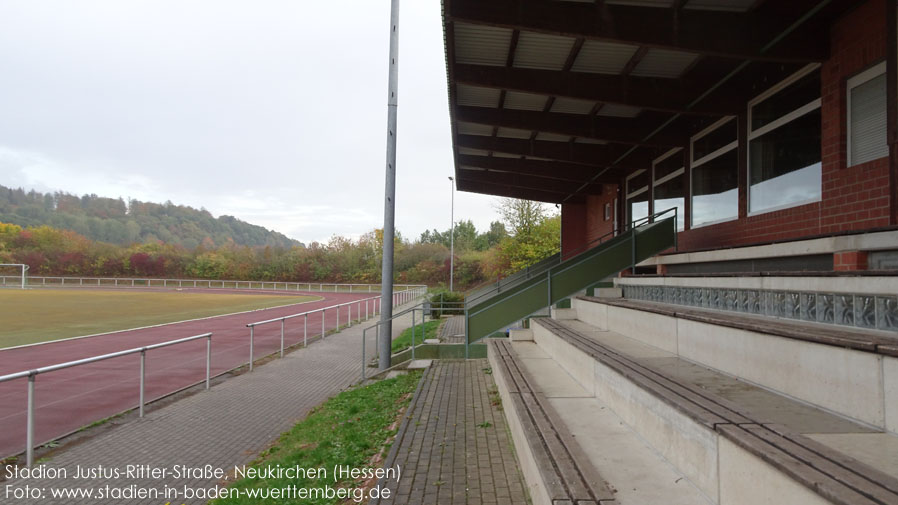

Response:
(464, 208), (678, 345)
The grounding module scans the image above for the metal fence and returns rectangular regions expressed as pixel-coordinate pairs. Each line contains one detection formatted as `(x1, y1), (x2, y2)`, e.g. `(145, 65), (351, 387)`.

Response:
(247, 286), (426, 371)
(0, 332), (213, 466)
(0, 275), (425, 293)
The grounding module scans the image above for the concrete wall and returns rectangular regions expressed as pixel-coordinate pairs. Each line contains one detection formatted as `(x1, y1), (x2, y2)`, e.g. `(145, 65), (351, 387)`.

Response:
(572, 297), (896, 432)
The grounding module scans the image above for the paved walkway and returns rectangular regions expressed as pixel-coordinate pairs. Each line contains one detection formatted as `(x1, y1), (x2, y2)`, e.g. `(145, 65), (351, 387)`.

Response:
(439, 315), (466, 344)
(372, 360), (529, 505)
(2, 305), (418, 505)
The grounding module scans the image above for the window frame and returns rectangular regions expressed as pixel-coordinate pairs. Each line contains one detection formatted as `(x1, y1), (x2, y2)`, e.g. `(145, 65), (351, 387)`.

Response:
(625, 169), (649, 224)
(689, 116), (739, 228)
(847, 60), (887, 167)
(652, 148), (685, 231)
(746, 63), (822, 216)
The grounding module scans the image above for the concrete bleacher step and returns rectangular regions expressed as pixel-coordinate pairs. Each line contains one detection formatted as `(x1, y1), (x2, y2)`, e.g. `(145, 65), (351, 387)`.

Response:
(524, 310), (898, 505)
(490, 338), (715, 505)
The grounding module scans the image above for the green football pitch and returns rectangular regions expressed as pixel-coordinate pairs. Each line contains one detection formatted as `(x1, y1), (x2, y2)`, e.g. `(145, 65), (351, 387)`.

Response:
(0, 289), (321, 349)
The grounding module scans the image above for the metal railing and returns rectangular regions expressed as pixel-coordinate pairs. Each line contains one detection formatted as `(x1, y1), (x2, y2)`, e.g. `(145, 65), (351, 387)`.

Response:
(360, 291), (439, 380)
(248, 287), (428, 371)
(0, 275), (425, 293)
(0, 332), (213, 466)
(464, 207), (678, 310)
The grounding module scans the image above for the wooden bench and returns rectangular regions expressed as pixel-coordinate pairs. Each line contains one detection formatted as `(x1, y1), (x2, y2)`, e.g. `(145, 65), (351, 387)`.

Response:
(535, 317), (898, 505)
(489, 339), (617, 505)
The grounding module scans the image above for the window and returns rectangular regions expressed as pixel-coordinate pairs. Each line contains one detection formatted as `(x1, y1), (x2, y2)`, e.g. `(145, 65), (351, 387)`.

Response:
(748, 65), (822, 214)
(626, 170), (649, 225)
(652, 148), (685, 231)
(848, 61), (887, 167)
(691, 117), (738, 227)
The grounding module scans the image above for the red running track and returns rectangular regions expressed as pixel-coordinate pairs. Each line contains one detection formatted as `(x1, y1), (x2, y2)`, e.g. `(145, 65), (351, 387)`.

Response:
(0, 289), (383, 459)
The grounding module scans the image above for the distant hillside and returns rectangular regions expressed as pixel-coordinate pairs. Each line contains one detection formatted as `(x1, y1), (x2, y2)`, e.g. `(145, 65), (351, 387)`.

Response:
(0, 185), (301, 249)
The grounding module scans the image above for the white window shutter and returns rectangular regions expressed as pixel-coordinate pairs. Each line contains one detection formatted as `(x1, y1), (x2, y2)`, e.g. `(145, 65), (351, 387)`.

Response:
(850, 72), (888, 166)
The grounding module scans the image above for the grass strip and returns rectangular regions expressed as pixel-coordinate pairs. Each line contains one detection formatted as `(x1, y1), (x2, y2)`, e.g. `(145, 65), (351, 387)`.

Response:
(212, 371), (422, 505)
(390, 320), (441, 353)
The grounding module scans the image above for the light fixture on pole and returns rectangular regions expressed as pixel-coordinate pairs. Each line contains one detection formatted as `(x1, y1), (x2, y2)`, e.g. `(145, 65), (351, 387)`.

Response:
(448, 176), (454, 292)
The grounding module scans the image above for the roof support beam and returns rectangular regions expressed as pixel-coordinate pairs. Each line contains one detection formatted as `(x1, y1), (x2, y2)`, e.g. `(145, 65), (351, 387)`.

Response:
(457, 106), (686, 148)
(454, 64), (737, 116)
(457, 154), (615, 183)
(448, 0), (828, 62)
(458, 169), (605, 195)
(456, 178), (567, 203)
(456, 134), (654, 169)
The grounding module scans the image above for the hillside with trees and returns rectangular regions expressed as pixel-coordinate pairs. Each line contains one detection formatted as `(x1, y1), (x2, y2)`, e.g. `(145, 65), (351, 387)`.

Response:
(0, 195), (562, 289)
(0, 185), (299, 249)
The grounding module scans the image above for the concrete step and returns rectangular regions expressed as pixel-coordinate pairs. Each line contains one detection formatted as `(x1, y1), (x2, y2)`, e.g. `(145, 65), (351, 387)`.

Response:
(530, 316), (898, 505)
(572, 295), (898, 434)
(494, 339), (715, 505)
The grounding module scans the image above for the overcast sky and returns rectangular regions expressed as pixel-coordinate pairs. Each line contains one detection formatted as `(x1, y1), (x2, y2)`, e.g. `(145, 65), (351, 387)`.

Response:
(0, 0), (503, 244)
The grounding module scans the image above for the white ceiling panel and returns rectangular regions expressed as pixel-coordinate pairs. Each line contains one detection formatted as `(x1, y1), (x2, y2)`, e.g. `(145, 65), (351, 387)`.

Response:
(497, 127), (533, 139)
(630, 48), (698, 78)
(456, 84), (501, 108)
(513, 31), (576, 70)
(504, 91), (549, 111)
(454, 22), (513, 66)
(570, 40), (639, 74)
(551, 97), (596, 114)
(456, 121), (494, 136)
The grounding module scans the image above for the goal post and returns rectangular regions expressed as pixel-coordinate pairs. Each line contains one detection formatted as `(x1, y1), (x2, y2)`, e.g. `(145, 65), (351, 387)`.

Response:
(0, 263), (28, 289)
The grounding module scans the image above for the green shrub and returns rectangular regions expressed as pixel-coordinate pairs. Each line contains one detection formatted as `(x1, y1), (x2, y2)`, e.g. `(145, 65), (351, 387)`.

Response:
(428, 289), (465, 318)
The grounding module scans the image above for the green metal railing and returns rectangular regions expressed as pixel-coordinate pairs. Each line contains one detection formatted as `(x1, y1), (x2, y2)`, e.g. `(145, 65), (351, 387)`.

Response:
(464, 208), (678, 345)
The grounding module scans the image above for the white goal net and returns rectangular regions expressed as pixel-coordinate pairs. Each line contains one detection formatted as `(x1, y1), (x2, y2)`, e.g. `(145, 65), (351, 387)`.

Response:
(0, 264), (28, 289)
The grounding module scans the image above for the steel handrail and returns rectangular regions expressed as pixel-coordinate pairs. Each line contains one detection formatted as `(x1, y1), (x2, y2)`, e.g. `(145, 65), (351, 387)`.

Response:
(0, 332), (213, 466)
(244, 287), (427, 370)
(464, 207), (678, 309)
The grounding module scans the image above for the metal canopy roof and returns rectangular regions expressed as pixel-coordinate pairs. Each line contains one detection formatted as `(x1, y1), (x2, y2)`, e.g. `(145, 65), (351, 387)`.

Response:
(442, 0), (857, 203)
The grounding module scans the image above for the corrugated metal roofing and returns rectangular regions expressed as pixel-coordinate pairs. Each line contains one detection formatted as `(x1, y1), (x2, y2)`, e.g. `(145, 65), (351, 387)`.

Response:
(454, 22), (513, 67)
(597, 104), (643, 117)
(570, 40), (639, 74)
(630, 48), (698, 78)
(456, 84), (501, 108)
(504, 91), (549, 111)
(497, 127), (533, 139)
(551, 97), (596, 114)
(575, 137), (609, 145)
(535, 132), (574, 142)
(458, 147), (490, 156)
(513, 31), (576, 70)
(456, 121), (494, 136)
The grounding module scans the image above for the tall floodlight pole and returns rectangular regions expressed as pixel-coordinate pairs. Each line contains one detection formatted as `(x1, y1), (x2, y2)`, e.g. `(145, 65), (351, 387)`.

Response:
(379, 0), (400, 371)
(449, 176), (455, 292)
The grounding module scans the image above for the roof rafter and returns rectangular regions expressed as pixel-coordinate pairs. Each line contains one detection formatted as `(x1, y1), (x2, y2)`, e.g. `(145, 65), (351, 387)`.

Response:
(448, 0), (829, 62)
(456, 134), (654, 169)
(457, 154), (616, 183)
(457, 106), (686, 148)
(454, 64), (736, 116)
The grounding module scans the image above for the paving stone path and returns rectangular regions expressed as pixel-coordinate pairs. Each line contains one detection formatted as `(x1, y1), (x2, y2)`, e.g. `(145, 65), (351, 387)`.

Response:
(2, 307), (417, 505)
(439, 315), (466, 344)
(372, 360), (529, 505)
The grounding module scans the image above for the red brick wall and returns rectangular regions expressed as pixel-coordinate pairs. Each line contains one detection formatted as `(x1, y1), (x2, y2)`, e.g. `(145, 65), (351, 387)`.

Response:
(561, 202), (587, 259)
(585, 184), (618, 244)
(677, 0), (893, 252)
